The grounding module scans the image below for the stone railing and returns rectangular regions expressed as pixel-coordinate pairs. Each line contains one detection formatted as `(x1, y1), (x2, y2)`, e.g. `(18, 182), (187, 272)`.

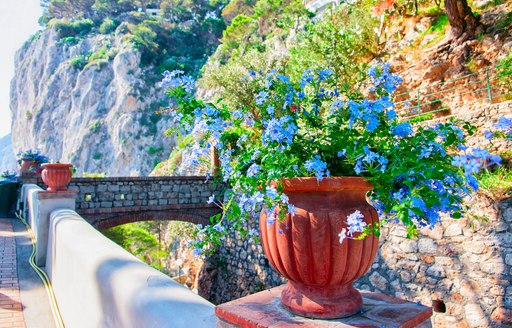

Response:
(21, 184), (216, 328)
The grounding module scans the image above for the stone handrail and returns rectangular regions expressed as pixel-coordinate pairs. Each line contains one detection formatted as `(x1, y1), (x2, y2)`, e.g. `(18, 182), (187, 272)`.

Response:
(21, 184), (216, 328)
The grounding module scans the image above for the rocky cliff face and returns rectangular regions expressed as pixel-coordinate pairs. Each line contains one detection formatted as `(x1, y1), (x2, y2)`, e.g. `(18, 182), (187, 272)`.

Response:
(10, 28), (175, 176)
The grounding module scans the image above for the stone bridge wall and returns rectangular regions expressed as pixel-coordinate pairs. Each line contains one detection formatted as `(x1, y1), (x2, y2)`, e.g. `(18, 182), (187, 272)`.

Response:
(37, 176), (224, 229)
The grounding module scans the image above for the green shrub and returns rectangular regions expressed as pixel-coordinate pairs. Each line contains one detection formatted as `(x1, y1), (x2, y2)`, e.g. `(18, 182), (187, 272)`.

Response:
(426, 12), (448, 34)
(148, 146), (164, 155)
(125, 23), (159, 64)
(476, 167), (512, 196)
(99, 18), (118, 34)
(89, 120), (103, 133)
(497, 51), (512, 96)
(93, 152), (102, 160)
(288, 4), (378, 89)
(83, 172), (107, 178)
(48, 18), (96, 39)
(57, 36), (79, 45)
(69, 55), (88, 70)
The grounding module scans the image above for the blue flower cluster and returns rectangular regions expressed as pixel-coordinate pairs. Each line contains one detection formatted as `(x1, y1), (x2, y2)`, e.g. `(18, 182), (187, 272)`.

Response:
(17, 149), (49, 164)
(368, 63), (403, 94)
(304, 156), (330, 181)
(160, 70), (195, 93)
(262, 116), (297, 147)
(452, 147), (501, 178)
(485, 116), (512, 140)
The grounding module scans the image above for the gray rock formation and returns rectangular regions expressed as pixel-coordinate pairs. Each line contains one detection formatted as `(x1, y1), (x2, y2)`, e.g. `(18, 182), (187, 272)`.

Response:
(10, 28), (175, 176)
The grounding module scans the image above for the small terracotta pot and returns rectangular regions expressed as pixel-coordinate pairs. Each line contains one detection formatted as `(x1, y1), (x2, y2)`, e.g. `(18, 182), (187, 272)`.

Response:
(41, 163), (73, 192)
(260, 177), (379, 319)
(20, 158), (36, 173)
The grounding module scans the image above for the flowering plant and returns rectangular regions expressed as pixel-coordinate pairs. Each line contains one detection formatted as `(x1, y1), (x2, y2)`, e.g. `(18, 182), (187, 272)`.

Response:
(0, 170), (18, 181)
(162, 65), (501, 254)
(17, 149), (49, 165)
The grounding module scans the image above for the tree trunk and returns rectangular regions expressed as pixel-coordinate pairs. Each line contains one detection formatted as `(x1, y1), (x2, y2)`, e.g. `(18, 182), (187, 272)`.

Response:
(444, 0), (479, 43)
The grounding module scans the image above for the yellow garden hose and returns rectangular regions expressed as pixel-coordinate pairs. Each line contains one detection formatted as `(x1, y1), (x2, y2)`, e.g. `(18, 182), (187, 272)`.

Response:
(15, 211), (65, 328)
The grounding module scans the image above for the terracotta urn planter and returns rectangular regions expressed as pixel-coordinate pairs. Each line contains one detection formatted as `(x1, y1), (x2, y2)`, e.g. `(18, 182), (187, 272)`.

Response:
(41, 163), (73, 192)
(259, 177), (379, 319)
(20, 158), (36, 173)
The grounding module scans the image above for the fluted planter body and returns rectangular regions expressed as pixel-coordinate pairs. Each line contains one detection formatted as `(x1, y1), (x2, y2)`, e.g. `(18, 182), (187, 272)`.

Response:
(259, 177), (379, 319)
(41, 164), (73, 192)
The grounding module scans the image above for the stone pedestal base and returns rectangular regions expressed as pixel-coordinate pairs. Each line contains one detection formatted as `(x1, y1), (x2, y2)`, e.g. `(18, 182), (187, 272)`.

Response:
(216, 285), (432, 328)
(34, 190), (78, 266)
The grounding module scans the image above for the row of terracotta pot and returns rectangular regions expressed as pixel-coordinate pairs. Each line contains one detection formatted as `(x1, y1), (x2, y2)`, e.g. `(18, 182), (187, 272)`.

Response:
(20, 160), (73, 192)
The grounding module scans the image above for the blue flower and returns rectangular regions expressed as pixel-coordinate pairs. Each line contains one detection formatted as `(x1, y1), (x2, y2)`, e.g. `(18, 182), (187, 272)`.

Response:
(255, 91), (268, 106)
(411, 197), (427, 212)
(288, 204), (297, 216)
(192, 248), (204, 257)
(181, 76), (195, 93)
(466, 175), (479, 191)
(267, 105), (275, 117)
(277, 74), (290, 84)
(472, 148), (489, 160)
(366, 114), (380, 132)
(205, 106), (217, 117)
(330, 99), (344, 113)
(484, 130), (494, 140)
(378, 156), (388, 172)
(337, 149), (347, 157)
(452, 155), (466, 167)
(304, 155), (330, 181)
(246, 164), (261, 177)
(419, 146), (433, 159)
(300, 69), (314, 88)
(284, 92), (294, 108)
(486, 154), (502, 167)
(213, 224), (225, 233)
(392, 122), (413, 137)
(495, 116), (512, 130)
(464, 158), (481, 175)
(280, 193), (289, 203)
(317, 69), (333, 81)
(354, 160), (365, 174)
(266, 185), (278, 199)
(262, 116), (297, 146)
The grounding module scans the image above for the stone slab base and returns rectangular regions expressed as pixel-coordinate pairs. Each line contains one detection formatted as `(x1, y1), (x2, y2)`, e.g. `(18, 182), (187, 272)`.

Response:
(215, 285), (432, 328)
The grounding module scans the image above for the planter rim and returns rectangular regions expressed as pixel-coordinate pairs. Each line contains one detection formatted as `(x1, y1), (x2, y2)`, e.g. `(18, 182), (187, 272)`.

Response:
(42, 163), (73, 168)
(277, 177), (374, 192)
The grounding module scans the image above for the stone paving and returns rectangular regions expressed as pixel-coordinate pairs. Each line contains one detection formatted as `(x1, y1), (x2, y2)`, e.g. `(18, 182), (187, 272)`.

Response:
(0, 219), (25, 328)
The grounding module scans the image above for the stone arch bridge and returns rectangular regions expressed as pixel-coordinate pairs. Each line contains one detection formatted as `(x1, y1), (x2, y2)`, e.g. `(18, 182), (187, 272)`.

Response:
(39, 176), (224, 230)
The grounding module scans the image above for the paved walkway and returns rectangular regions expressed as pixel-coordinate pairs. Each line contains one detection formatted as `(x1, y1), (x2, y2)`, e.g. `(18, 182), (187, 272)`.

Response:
(0, 218), (55, 328)
(0, 219), (25, 328)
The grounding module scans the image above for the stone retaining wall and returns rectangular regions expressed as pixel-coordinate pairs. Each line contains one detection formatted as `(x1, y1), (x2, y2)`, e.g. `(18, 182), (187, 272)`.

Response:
(354, 196), (512, 328)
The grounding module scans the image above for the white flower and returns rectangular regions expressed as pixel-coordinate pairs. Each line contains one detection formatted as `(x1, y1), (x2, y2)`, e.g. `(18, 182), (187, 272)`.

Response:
(345, 210), (367, 236)
(338, 228), (347, 244)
